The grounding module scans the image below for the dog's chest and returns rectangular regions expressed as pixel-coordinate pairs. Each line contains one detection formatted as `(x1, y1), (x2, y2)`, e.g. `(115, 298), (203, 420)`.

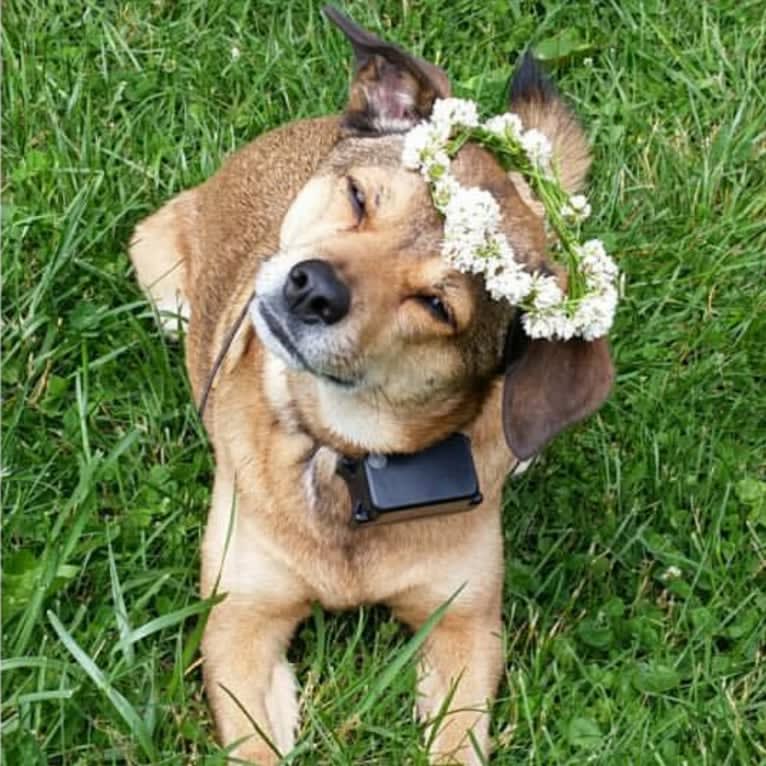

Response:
(277, 456), (495, 610)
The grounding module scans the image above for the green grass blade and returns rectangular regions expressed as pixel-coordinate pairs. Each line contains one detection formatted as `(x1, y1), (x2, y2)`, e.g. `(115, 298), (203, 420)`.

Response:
(47, 611), (157, 760)
(355, 584), (465, 719)
(218, 682), (283, 760)
(107, 537), (135, 666)
(112, 594), (225, 656)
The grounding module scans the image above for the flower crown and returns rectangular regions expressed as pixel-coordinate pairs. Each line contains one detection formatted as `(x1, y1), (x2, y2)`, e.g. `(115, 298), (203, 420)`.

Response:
(401, 98), (619, 341)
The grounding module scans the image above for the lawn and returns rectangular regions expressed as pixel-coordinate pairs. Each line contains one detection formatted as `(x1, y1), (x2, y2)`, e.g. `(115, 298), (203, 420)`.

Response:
(3, 0), (765, 763)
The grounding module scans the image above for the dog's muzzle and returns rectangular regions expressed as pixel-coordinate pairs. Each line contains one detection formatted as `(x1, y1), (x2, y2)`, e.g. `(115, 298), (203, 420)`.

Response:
(251, 254), (362, 387)
(283, 259), (350, 325)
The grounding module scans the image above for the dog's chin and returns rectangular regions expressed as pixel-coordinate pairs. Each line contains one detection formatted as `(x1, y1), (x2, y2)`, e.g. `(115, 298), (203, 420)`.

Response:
(249, 299), (360, 389)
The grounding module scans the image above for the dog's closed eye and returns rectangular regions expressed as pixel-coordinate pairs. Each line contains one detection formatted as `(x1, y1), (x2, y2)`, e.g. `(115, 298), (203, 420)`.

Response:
(346, 176), (366, 222)
(415, 294), (455, 328)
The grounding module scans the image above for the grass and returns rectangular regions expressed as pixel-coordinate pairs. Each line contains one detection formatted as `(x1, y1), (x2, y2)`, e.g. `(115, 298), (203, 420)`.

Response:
(2, 0), (765, 763)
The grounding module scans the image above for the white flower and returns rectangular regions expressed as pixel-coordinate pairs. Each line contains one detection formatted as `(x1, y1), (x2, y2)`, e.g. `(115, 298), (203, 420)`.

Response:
(398, 97), (620, 341)
(230, 46), (241, 61)
(420, 148), (451, 182)
(553, 312), (578, 340)
(561, 193), (592, 223)
(484, 257), (533, 304)
(520, 128), (553, 172)
(443, 240), (490, 274)
(523, 308), (575, 340)
(522, 273), (577, 340)
(522, 311), (551, 338)
(529, 273), (564, 309)
(484, 113), (524, 142)
(401, 122), (450, 169)
(661, 565), (682, 582)
(432, 174), (460, 209)
(573, 284), (618, 340)
(570, 195), (590, 213)
(443, 186), (500, 236)
(442, 187), (500, 274)
(493, 234), (516, 265)
(431, 98), (479, 130)
(578, 239), (619, 290)
(401, 124), (429, 169)
(580, 238), (608, 261)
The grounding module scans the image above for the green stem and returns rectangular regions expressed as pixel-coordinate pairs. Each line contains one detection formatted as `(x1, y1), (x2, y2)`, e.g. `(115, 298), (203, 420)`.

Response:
(466, 127), (588, 301)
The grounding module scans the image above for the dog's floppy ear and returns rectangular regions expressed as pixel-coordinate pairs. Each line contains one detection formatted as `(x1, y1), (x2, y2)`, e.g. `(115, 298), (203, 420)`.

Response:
(502, 330), (614, 460)
(323, 5), (450, 135)
(500, 55), (610, 458)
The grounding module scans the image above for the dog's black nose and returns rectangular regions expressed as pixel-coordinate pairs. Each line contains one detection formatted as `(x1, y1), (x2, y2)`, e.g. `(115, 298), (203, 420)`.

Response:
(283, 259), (351, 325)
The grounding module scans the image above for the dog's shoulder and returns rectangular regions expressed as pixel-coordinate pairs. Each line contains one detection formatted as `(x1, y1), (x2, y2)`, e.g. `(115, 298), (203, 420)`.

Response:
(199, 116), (341, 216)
(189, 116), (344, 396)
(193, 115), (341, 261)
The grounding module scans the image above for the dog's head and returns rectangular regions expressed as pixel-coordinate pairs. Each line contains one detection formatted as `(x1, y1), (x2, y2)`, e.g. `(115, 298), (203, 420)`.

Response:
(251, 7), (613, 459)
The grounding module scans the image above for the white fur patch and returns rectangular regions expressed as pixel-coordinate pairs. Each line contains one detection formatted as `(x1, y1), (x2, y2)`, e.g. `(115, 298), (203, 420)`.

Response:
(279, 177), (337, 249)
(130, 205), (191, 340)
(303, 446), (340, 513)
(203, 475), (299, 598)
(316, 381), (406, 452)
(249, 299), (304, 372)
(371, 115), (417, 134)
(262, 354), (292, 415)
(155, 290), (190, 339)
(262, 349), (404, 453)
(264, 660), (299, 755)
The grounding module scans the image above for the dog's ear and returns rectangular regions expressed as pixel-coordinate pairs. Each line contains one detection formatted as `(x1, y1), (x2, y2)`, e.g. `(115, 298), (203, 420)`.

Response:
(509, 53), (591, 193)
(500, 55), (608, 458)
(502, 330), (614, 460)
(323, 5), (450, 136)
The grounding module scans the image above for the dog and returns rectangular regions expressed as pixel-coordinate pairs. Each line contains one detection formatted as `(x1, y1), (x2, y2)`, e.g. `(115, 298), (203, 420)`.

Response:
(129, 7), (613, 764)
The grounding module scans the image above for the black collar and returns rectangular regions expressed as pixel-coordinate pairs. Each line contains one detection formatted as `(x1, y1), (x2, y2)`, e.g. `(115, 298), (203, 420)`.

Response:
(337, 432), (483, 526)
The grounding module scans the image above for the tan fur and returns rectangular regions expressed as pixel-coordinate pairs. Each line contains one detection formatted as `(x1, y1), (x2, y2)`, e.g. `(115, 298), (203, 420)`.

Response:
(129, 16), (611, 765)
(129, 191), (195, 337)
(513, 97), (591, 193)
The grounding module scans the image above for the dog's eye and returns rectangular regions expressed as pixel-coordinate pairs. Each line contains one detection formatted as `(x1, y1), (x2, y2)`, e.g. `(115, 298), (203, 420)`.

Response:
(346, 176), (366, 221)
(417, 294), (454, 326)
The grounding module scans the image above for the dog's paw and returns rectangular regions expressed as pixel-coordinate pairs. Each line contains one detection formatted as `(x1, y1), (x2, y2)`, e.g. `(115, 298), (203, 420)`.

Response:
(229, 741), (282, 766)
(265, 660), (299, 755)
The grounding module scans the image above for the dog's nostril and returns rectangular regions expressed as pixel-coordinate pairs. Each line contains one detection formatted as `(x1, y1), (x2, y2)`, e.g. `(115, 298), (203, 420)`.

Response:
(310, 296), (330, 320)
(284, 259), (351, 325)
(290, 269), (308, 289)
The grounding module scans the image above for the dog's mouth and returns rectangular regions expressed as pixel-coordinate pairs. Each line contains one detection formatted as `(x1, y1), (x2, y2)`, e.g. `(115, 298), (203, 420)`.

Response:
(253, 301), (358, 388)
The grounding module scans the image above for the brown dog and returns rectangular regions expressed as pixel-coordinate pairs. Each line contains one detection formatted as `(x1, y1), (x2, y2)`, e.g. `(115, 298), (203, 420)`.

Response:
(130, 7), (613, 764)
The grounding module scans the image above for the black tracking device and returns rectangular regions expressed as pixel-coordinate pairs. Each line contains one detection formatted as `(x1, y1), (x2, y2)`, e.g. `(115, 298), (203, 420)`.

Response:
(337, 433), (483, 526)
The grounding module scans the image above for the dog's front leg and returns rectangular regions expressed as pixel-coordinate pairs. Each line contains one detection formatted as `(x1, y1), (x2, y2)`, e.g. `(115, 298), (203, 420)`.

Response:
(392, 587), (503, 765)
(202, 595), (308, 764)
(200, 471), (313, 763)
